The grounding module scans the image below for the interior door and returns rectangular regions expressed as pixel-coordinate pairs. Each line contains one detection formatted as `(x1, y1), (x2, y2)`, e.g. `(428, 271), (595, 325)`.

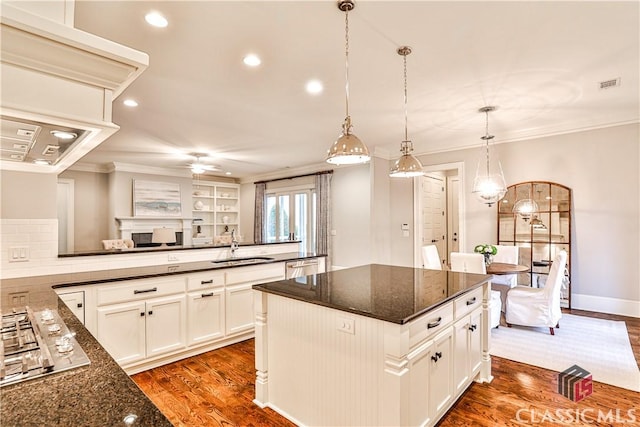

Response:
(421, 174), (446, 266)
(447, 176), (460, 261)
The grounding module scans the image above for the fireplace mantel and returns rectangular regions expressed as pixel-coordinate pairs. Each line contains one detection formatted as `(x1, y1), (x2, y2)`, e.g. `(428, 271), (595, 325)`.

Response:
(116, 217), (194, 246)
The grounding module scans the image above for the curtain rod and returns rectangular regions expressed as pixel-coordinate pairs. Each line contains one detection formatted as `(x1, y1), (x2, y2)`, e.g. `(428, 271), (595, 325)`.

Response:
(254, 170), (333, 185)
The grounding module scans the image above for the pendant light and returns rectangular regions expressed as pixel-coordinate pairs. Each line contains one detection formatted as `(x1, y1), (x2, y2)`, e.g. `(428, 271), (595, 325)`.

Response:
(326, 0), (370, 165)
(513, 198), (539, 222)
(389, 46), (424, 178)
(472, 106), (507, 207)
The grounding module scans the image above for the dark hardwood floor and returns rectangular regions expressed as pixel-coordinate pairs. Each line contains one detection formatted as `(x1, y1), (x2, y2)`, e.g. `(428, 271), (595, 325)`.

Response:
(132, 309), (640, 426)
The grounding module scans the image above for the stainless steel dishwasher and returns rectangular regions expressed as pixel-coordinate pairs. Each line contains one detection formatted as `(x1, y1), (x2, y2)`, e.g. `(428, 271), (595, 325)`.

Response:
(285, 258), (319, 285)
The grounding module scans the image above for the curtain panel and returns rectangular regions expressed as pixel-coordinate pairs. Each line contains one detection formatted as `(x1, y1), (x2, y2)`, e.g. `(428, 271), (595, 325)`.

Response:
(254, 182), (266, 244)
(315, 173), (331, 264)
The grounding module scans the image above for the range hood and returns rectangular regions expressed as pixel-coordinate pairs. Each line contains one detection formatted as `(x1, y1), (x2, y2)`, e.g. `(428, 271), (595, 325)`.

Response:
(0, 3), (148, 173)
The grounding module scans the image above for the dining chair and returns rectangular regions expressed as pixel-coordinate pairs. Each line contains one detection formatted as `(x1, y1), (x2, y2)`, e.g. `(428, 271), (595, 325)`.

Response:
(450, 252), (486, 274)
(505, 250), (568, 335)
(492, 245), (519, 287)
(421, 245), (442, 270)
(450, 252), (501, 327)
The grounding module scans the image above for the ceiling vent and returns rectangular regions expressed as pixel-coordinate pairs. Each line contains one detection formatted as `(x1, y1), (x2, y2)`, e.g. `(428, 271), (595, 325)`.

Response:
(599, 78), (621, 90)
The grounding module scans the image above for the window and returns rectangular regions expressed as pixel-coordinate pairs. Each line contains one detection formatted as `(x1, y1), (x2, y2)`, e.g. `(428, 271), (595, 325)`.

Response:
(265, 186), (316, 252)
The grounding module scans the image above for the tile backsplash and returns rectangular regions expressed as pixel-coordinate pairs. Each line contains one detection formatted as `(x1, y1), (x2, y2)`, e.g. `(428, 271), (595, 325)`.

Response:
(0, 219), (59, 277)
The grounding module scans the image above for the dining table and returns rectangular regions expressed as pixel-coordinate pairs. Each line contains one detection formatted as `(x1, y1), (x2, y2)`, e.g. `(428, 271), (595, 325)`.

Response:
(487, 262), (529, 275)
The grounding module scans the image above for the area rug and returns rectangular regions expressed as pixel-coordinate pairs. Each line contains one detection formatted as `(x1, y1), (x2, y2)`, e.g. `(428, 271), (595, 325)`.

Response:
(490, 314), (640, 392)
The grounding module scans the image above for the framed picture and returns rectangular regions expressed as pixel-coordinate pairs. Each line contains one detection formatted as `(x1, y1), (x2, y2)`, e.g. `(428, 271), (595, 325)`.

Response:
(133, 180), (182, 217)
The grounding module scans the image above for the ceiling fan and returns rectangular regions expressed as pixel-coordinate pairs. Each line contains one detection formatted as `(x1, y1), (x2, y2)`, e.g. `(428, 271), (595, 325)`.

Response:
(187, 153), (221, 175)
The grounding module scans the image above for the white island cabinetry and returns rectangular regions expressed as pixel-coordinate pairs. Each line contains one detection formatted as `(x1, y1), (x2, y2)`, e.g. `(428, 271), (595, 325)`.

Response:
(253, 265), (492, 427)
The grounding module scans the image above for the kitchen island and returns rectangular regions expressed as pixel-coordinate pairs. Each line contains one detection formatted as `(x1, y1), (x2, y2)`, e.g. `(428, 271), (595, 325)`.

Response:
(253, 264), (493, 427)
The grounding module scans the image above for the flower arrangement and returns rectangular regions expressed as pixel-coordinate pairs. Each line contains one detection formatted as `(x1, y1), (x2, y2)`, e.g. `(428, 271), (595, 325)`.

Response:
(474, 244), (497, 266)
(474, 244), (497, 255)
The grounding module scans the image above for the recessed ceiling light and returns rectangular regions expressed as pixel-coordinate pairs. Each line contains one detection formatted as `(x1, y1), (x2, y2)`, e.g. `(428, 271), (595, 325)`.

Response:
(50, 130), (77, 140)
(243, 54), (261, 67)
(145, 11), (168, 28)
(225, 171), (232, 176)
(123, 99), (138, 107)
(305, 80), (323, 95)
(33, 159), (51, 165)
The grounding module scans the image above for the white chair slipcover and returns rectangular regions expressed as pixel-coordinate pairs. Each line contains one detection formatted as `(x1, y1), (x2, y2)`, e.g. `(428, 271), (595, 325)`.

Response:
(505, 250), (568, 335)
(421, 245), (442, 270)
(451, 252), (502, 328)
(490, 290), (502, 328)
(450, 252), (486, 274)
(491, 245), (519, 287)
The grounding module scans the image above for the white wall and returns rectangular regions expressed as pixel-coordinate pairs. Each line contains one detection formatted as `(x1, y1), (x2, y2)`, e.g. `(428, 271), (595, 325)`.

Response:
(107, 170), (194, 238)
(58, 170), (109, 251)
(330, 164), (372, 268)
(370, 157), (391, 265)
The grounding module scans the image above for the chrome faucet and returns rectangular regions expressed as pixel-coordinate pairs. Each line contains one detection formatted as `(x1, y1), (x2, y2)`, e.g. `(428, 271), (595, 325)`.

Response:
(230, 229), (239, 258)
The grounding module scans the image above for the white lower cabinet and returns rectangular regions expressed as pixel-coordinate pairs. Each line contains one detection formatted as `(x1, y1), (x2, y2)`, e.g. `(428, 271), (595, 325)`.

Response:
(57, 290), (85, 324)
(453, 307), (483, 394)
(225, 284), (254, 335)
(97, 294), (186, 365)
(187, 289), (224, 345)
(408, 340), (433, 426)
(429, 327), (454, 418)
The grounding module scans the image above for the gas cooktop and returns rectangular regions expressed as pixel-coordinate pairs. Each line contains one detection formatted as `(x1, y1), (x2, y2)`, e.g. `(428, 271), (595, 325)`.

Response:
(0, 306), (90, 387)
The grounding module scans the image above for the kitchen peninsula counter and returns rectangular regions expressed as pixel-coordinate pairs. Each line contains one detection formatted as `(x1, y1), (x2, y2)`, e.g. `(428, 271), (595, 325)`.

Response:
(0, 302), (171, 426)
(253, 264), (493, 427)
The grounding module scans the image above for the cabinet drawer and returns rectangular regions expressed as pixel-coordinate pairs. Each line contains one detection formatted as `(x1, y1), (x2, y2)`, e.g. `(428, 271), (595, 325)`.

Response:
(225, 263), (284, 285)
(454, 287), (483, 320)
(187, 271), (225, 291)
(409, 302), (453, 349)
(97, 276), (186, 306)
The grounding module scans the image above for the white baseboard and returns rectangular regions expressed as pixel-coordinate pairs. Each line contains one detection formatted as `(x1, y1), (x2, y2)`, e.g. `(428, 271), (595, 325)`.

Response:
(572, 293), (640, 318)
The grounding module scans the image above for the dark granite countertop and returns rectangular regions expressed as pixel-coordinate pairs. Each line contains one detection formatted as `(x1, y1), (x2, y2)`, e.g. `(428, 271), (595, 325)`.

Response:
(52, 252), (326, 289)
(58, 240), (300, 258)
(253, 264), (490, 324)
(0, 302), (172, 426)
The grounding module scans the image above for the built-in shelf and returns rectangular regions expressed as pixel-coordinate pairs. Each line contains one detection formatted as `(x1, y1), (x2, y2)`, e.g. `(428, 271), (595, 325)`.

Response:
(192, 181), (240, 242)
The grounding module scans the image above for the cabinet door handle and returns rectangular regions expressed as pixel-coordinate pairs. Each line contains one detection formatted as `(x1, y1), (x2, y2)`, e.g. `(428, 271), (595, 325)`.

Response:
(140, 312), (145, 317)
(431, 351), (443, 362)
(466, 297), (477, 306)
(134, 287), (158, 294)
(77, 303), (83, 308)
(148, 310), (153, 316)
(468, 324), (477, 331)
(427, 317), (442, 329)
(201, 280), (213, 285)
(201, 292), (214, 298)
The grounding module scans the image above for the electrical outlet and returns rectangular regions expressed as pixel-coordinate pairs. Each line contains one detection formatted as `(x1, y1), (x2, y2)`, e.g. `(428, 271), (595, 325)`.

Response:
(9, 246), (29, 262)
(168, 254), (179, 262)
(338, 317), (355, 334)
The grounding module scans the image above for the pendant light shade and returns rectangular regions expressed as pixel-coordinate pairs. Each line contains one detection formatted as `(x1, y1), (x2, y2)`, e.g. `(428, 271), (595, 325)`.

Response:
(326, 0), (370, 166)
(513, 198), (539, 222)
(472, 106), (507, 207)
(389, 46), (424, 178)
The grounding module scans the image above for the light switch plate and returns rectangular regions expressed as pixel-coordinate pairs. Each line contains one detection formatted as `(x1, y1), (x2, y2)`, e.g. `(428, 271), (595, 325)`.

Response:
(9, 246), (29, 262)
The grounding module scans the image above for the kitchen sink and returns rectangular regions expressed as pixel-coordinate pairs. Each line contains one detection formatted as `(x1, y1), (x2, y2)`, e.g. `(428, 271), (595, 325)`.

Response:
(211, 256), (275, 266)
